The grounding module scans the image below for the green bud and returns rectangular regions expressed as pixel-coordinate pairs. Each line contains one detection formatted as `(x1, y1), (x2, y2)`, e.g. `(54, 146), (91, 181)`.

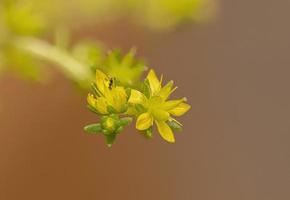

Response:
(110, 114), (119, 120)
(102, 117), (116, 133)
(84, 123), (102, 134)
(102, 129), (110, 135)
(86, 114), (129, 147)
(101, 116), (109, 123)
(119, 117), (133, 126)
(144, 127), (153, 139)
(115, 126), (124, 134)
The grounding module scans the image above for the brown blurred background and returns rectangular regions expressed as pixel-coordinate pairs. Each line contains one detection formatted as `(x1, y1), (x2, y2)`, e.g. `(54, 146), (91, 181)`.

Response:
(1, 0), (290, 199)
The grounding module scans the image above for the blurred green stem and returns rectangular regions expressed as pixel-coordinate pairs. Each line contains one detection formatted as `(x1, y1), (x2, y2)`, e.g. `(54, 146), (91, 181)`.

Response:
(13, 36), (93, 83)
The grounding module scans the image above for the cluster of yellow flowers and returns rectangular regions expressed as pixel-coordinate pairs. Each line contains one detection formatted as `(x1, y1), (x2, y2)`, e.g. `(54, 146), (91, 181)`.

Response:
(85, 69), (191, 147)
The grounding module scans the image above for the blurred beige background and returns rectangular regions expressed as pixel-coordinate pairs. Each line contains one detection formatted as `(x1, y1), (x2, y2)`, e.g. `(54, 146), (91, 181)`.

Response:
(0, 0), (290, 199)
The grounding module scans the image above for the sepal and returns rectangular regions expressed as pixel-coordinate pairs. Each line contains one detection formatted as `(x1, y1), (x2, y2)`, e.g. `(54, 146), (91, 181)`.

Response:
(84, 123), (102, 134)
(167, 120), (183, 132)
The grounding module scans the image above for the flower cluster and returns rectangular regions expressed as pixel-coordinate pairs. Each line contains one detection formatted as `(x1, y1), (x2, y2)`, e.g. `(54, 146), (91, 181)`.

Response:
(84, 69), (190, 147)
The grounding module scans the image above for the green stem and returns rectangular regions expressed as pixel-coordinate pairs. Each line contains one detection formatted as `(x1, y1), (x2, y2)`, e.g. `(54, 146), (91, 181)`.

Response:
(13, 36), (93, 83)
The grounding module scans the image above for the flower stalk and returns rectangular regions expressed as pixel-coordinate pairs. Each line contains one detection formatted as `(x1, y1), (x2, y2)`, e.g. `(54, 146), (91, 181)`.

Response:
(13, 36), (93, 84)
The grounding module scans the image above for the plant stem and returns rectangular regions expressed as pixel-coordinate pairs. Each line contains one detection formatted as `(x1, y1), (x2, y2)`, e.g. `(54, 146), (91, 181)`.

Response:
(13, 36), (93, 83)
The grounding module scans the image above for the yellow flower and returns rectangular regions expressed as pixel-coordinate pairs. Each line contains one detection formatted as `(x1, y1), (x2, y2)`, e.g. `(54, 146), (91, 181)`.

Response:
(128, 69), (191, 143)
(87, 70), (128, 114)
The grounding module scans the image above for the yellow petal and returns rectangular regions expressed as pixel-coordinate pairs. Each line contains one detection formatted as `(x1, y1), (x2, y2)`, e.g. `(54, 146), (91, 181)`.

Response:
(136, 112), (153, 130)
(162, 98), (186, 111)
(87, 93), (96, 107)
(115, 86), (127, 100)
(125, 106), (137, 115)
(128, 89), (146, 104)
(95, 69), (108, 94)
(147, 69), (161, 95)
(156, 120), (175, 143)
(149, 96), (163, 107)
(159, 81), (175, 100)
(152, 109), (170, 121)
(111, 86), (127, 111)
(95, 97), (108, 114)
(169, 103), (191, 116)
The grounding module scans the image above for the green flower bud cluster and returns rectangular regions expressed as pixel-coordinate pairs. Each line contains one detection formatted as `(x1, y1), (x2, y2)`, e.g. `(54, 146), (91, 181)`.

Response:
(84, 114), (132, 147)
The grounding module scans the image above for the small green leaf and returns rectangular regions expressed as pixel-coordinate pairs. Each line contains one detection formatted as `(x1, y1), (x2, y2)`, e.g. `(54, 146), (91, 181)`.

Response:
(119, 117), (133, 126)
(84, 123), (102, 134)
(115, 126), (124, 134)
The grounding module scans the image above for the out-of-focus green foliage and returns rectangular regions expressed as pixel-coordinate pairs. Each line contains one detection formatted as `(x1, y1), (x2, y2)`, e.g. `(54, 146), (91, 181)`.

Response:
(0, 0), (46, 36)
(3, 45), (42, 80)
(13, 36), (146, 88)
(0, 53), (4, 73)
(1, 0), (215, 33)
(130, 0), (212, 30)
(72, 44), (147, 87)
(0, 0), (215, 82)
(99, 49), (147, 87)
(72, 41), (105, 72)
(0, 0), (46, 79)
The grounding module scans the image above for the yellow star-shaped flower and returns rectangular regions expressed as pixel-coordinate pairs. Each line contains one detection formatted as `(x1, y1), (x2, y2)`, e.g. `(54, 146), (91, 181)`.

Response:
(87, 70), (128, 114)
(128, 69), (191, 143)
